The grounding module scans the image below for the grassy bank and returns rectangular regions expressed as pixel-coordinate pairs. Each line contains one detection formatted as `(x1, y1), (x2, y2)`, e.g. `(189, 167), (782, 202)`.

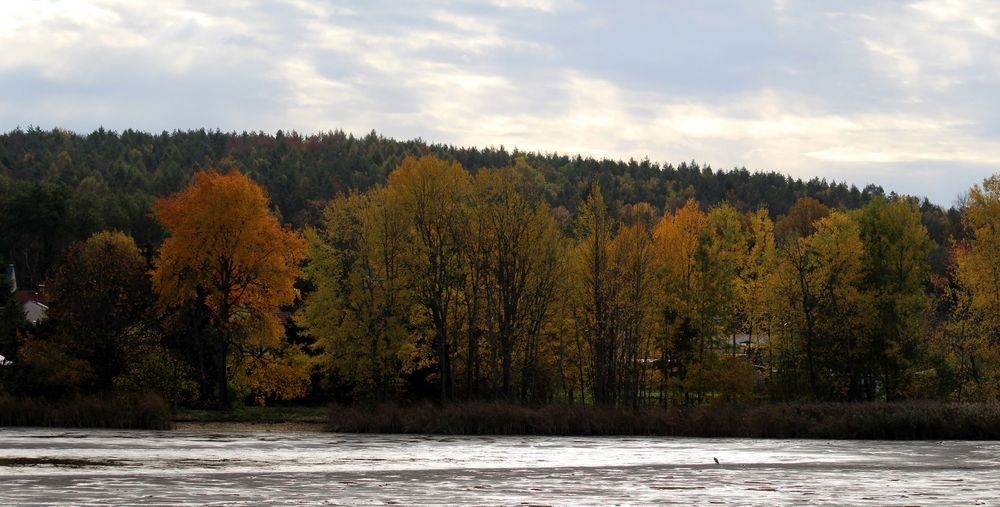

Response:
(0, 394), (172, 430)
(327, 401), (1000, 439)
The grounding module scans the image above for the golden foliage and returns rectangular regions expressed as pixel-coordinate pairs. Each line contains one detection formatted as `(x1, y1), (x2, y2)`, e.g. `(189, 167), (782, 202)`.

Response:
(298, 188), (412, 398)
(151, 169), (306, 404)
(236, 344), (311, 406)
(152, 170), (305, 348)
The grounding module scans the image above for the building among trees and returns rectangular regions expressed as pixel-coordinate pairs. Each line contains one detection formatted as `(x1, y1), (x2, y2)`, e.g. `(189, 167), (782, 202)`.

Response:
(2, 264), (47, 325)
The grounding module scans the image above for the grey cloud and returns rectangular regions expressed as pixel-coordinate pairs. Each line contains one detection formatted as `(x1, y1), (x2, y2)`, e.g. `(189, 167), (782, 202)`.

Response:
(1, 0), (998, 204)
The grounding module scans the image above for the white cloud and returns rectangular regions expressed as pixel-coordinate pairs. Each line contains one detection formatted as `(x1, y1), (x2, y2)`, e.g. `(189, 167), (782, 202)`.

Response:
(857, 0), (999, 94)
(490, 0), (579, 13)
(910, 0), (1000, 38)
(2, 0), (999, 203)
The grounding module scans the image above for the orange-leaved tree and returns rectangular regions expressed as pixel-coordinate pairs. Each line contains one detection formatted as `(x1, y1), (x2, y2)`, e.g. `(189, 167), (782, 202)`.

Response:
(151, 170), (306, 406)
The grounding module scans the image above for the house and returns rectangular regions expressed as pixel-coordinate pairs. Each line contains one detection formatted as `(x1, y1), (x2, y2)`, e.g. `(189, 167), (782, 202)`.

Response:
(19, 298), (49, 325)
(4, 264), (48, 325)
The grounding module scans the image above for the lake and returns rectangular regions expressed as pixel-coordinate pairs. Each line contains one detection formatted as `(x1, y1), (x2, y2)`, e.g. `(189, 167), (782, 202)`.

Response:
(1, 427), (996, 505)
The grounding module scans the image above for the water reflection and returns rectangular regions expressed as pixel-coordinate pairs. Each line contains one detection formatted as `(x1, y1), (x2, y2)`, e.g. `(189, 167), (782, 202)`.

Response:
(0, 427), (996, 505)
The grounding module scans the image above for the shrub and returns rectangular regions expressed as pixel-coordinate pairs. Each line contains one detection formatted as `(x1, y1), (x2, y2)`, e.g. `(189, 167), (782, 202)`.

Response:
(327, 401), (1000, 439)
(0, 393), (172, 430)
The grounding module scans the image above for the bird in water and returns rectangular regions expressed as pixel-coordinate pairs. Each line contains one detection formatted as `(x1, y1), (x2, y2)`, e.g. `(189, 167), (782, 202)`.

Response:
(713, 457), (719, 464)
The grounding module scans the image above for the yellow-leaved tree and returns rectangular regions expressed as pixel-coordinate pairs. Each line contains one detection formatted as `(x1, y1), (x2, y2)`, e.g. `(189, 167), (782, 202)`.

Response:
(151, 169), (307, 406)
(384, 155), (471, 402)
(769, 197), (831, 400)
(469, 165), (563, 401)
(571, 185), (621, 405)
(652, 199), (707, 405)
(806, 211), (869, 400)
(951, 175), (1000, 400)
(298, 188), (412, 401)
(652, 199), (746, 405)
(857, 196), (931, 400)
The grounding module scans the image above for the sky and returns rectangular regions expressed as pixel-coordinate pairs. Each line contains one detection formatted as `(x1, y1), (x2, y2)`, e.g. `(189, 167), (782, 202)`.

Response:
(2, 0), (999, 204)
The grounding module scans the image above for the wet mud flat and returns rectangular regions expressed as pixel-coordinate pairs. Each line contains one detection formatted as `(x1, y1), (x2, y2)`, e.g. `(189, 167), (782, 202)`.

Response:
(1, 428), (998, 505)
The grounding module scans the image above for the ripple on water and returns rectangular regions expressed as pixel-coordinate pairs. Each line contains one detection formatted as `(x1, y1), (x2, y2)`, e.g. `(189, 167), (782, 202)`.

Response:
(3, 428), (1000, 505)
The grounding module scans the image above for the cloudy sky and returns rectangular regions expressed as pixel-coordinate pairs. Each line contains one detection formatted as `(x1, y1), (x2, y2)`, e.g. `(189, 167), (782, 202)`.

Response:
(3, 0), (999, 204)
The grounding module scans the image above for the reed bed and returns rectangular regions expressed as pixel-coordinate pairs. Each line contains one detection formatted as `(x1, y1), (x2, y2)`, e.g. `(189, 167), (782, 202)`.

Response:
(327, 401), (1000, 439)
(0, 394), (172, 430)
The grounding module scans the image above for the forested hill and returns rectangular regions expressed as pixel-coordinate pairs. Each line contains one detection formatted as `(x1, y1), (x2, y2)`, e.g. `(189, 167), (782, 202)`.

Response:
(0, 127), (958, 286)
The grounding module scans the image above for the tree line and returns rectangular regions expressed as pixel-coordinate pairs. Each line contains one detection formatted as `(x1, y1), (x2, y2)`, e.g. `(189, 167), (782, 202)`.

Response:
(5, 127), (943, 290)
(300, 155), (960, 406)
(0, 128), (991, 408)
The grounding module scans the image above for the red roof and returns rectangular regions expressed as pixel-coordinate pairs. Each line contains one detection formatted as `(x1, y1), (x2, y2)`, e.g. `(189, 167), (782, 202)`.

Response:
(15, 290), (37, 304)
(14, 289), (48, 305)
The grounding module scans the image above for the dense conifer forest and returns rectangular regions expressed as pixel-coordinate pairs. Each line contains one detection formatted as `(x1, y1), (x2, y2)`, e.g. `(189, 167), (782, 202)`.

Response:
(2, 127), (946, 287)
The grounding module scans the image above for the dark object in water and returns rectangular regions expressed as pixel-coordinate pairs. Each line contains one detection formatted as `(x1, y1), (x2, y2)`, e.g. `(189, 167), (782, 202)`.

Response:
(0, 457), (124, 468)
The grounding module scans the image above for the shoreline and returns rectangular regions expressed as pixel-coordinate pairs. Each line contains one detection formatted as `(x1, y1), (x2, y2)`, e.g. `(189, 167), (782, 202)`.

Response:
(172, 421), (328, 433)
(8, 397), (1000, 439)
(320, 401), (1000, 440)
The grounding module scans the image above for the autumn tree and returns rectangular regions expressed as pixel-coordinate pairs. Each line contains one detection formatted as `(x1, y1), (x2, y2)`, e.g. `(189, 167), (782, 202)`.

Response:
(652, 199), (706, 405)
(652, 200), (746, 405)
(460, 177), (492, 398)
(858, 196), (932, 399)
(612, 202), (657, 407)
(768, 205), (879, 401)
(769, 197), (832, 399)
(775, 197), (831, 241)
(689, 203), (747, 403)
(572, 185), (621, 405)
(384, 155), (471, 402)
(151, 170), (306, 406)
(806, 212), (868, 399)
(951, 175), (1000, 399)
(467, 165), (563, 400)
(738, 209), (776, 364)
(299, 188), (411, 400)
(46, 231), (153, 389)
(705, 202), (750, 345)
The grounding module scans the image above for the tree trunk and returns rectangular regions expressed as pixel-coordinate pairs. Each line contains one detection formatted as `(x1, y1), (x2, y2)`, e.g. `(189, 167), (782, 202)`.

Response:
(217, 338), (229, 407)
(434, 308), (452, 402)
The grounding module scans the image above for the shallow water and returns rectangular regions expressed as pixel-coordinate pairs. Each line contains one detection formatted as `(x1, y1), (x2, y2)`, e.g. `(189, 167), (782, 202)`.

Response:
(0, 428), (996, 505)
